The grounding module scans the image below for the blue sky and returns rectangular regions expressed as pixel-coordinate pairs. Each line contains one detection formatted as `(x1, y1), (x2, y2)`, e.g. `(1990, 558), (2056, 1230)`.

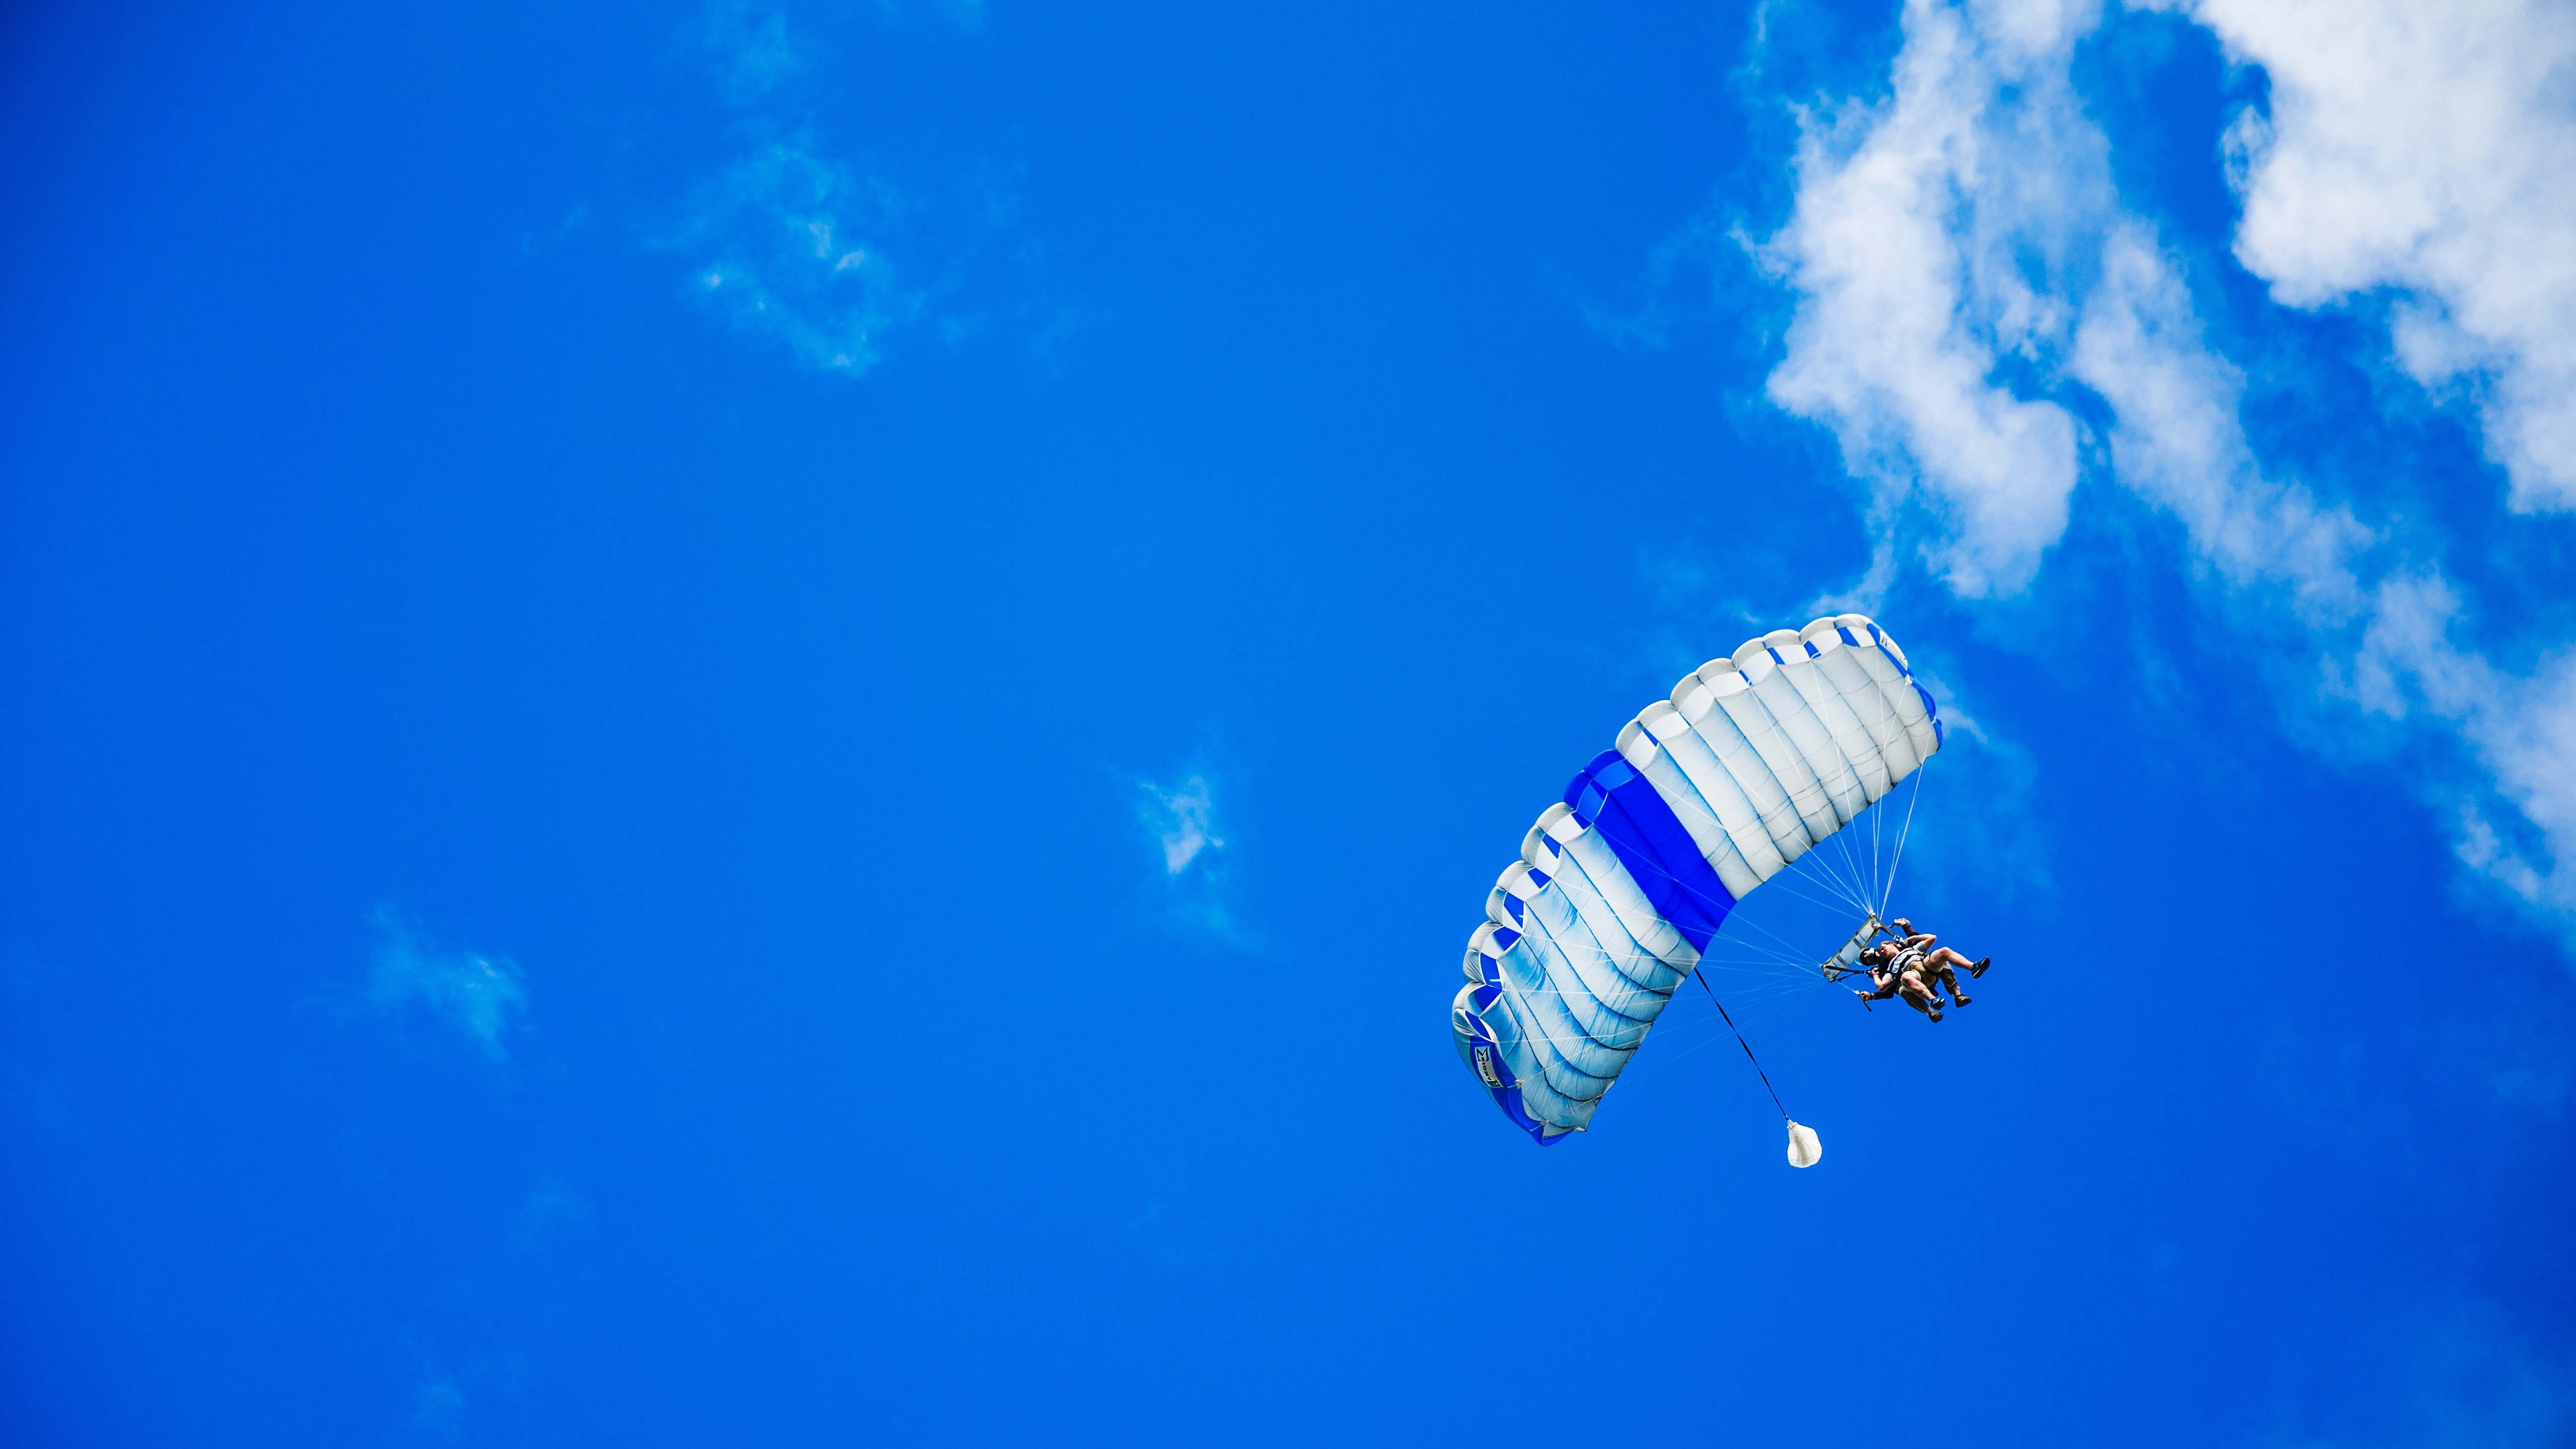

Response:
(4, 0), (2573, 1444)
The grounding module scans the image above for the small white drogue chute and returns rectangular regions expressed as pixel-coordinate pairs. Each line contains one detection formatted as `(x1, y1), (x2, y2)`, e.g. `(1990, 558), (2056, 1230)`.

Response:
(1785, 1120), (1823, 1169)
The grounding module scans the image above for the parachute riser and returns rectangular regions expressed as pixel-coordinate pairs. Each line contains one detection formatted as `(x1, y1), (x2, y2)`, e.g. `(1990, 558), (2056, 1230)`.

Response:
(1813, 913), (1890, 983)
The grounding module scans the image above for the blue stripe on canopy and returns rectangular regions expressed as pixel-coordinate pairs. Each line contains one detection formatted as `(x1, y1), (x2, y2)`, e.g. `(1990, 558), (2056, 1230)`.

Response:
(1562, 750), (1736, 953)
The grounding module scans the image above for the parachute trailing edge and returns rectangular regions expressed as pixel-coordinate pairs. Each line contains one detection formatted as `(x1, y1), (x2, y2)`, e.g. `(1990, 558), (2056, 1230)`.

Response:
(1450, 614), (1944, 1145)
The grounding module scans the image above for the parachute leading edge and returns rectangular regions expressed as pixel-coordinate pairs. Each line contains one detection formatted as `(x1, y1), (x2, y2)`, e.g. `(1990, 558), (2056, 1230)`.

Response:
(1450, 614), (1943, 1145)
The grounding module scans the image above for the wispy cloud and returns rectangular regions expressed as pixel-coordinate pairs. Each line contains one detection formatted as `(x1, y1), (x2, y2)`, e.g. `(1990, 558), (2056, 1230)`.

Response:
(1139, 773), (1223, 876)
(364, 909), (529, 1058)
(705, 0), (806, 102)
(1749, 0), (2576, 933)
(2160, 0), (2576, 512)
(1910, 668), (2051, 904)
(673, 3), (1029, 376)
(2258, 1294), (2575, 1448)
(512, 1175), (593, 1252)
(2335, 576), (2576, 918)
(1754, 0), (2096, 598)
(1134, 771), (1247, 941)
(676, 140), (920, 375)
(407, 1378), (465, 1439)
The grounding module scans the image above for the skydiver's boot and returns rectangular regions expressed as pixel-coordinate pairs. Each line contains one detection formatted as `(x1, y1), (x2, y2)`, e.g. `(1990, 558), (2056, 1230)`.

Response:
(1968, 957), (1991, 978)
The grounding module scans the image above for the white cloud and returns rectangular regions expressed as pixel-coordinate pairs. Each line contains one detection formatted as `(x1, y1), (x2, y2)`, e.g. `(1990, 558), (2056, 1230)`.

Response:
(1754, 0), (2576, 931)
(677, 142), (920, 376)
(2071, 223), (2370, 617)
(2160, 0), (2576, 511)
(1133, 771), (1250, 943)
(364, 910), (529, 1058)
(1137, 774), (1222, 876)
(2336, 576), (2576, 917)
(672, 4), (985, 376)
(1759, 0), (2097, 596)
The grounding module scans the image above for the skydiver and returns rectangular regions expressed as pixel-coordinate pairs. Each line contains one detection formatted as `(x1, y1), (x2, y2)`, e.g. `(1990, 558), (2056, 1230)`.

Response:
(1851, 941), (1945, 1022)
(1885, 917), (1988, 1007)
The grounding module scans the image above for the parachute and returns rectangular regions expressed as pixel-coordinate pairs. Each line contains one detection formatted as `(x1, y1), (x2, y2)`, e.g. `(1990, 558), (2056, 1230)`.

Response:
(1450, 614), (1943, 1147)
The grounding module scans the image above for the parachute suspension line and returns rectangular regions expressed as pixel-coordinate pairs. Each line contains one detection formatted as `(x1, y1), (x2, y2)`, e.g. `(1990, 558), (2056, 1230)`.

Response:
(1691, 968), (1788, 1121)
(1758, 865), (1873, 922)
(1562, 820), (1852, 981)
(1822, 824), (1874, 914)
(1777, 831), (1874, 919)
(1822, 832), (1866, 914)
(1878, 763), (1929, 918)
(1870, 781), (1885, 914)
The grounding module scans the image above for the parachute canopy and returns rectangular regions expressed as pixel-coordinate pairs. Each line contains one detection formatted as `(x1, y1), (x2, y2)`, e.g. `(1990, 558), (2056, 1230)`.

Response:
(1450, 614), (1943, 1145)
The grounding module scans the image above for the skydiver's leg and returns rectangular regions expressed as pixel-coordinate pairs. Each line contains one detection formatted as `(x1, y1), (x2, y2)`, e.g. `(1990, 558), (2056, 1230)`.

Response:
(1899, 971), (1941, 1021)
(1880, 968), (1929, 1015)
(1923, 948), (1971, 1004)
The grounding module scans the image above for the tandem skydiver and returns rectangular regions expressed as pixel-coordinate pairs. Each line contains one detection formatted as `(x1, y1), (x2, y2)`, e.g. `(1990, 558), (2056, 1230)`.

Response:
(1852, 917), (1991, 1022)
(1887, 917), (1987, 1007)
(1851, 940), (1944, 1020)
